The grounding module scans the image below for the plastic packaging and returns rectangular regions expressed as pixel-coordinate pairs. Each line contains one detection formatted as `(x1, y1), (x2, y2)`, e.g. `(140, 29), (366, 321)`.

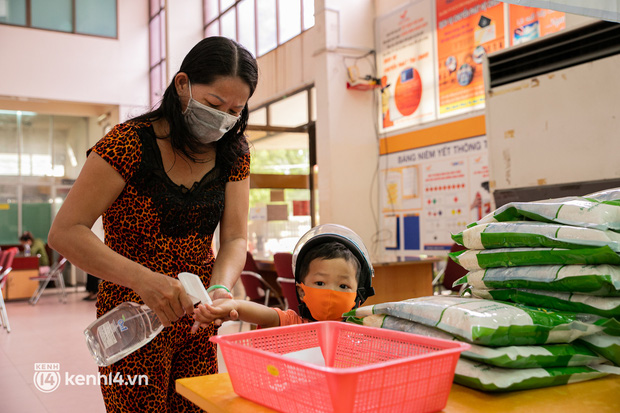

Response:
(452, 221), (620, 251)
(469, 188), (620, 231)
(454, 358), (609, 392)
(84, 272), (212, 366)
(344, 296), (611, 346)
(471, 288), (620, 318)
(351, 314), (607, 369)
(449, 246), (620, 271)
(455, 265), (620, 297)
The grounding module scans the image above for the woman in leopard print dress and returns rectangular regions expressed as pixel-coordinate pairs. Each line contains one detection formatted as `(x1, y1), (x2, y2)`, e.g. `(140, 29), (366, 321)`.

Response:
(49, 37), (258, 412)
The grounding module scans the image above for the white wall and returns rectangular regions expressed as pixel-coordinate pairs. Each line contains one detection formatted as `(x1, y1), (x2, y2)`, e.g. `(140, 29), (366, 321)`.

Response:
(312, 0), (378, 254)
(0, 0), (150, 124)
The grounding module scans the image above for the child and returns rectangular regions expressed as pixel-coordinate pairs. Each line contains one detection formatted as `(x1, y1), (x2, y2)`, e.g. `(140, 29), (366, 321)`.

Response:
(193, 224), (375, 329)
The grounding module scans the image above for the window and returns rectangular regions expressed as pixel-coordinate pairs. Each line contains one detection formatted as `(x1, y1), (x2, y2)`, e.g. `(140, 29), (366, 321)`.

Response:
(204, 0), (314, 58)
(0, 110), (88, 244)
(0, 0), (117, 38)
(246, 87), (317, 258)
(149, 0), (167, 107)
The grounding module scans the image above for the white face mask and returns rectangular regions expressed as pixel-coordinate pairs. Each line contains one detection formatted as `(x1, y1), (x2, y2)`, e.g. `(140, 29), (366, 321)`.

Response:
(182, 81), (240, 144)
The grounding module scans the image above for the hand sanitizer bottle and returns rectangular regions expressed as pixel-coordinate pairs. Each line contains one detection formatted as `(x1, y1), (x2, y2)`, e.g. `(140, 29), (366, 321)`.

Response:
(84, 302), (162, 366)
(84, 273), (212, 367)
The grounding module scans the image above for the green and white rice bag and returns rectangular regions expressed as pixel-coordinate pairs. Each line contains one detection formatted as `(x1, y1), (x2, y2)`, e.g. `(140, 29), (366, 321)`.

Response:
(453, 221), (620, 251)
(579, 331), (620, 366)
(449, 246), (620, 271)
(470, 188), (620, 231)
(471, 288), (620, 318)
(454, 358), (610, 392)
(344, 296), (605, 346)
(455, 265), (620, 297)
(353, 314), (607, 368)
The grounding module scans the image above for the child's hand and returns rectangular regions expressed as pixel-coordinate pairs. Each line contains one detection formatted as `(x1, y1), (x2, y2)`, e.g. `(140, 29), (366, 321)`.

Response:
(191, 299), (239, 333)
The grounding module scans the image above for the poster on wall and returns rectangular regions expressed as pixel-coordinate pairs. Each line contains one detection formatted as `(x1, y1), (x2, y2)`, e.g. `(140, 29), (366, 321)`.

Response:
(436, 0), (505, 117)
(509, 6), (565, 45)
(379, 136), (490, 255)
(376, 0), (436, 133)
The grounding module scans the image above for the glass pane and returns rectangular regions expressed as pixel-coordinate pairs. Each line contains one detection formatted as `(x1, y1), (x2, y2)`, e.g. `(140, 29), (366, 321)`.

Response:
(205, 19), (220, 37)
(0, 0), (27, 25)
(160, 59), (167, 91)
(248, 129), (310, 258)
(269, 91), (308, 127)
(249, 107), (267, 125)
(149, 14), (161, 66)
(52, 186), (71, 218)
(250, 132), (309, 174)
(52, 115), (88, 180)
(160, 9), (166, 59)
(204, 0), (218, 23)
(31, 0), (72, 32)
(257, 0), (276, 56)
(278, 0), (300, 44)
(150, 64), (163, 107)
(75, 0), (117, 37)
(21, 113), (52, 177)
(302, 0), (314, 30)
(221, 0), (235, 11)
(0, 112), (19, 176)
(0, 184), (18, 244)
(23, 185), (52, 243)
(220, 7), (236, 41)
(238, 0), (256, 56)
(150, 0), (161, 17)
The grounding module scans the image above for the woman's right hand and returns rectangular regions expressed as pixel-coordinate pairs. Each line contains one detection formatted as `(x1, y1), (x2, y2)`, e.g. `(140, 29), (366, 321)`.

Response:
(132, 271), (196, 327)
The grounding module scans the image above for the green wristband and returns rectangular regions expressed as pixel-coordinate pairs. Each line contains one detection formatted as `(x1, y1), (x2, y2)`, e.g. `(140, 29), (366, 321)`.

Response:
(207, 284), (231, 293)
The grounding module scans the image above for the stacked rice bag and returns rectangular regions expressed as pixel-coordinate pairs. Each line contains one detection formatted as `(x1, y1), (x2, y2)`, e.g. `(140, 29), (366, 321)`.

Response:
(449, 187), (620, 368)
(345, 188), (620, 391)
(344, 297), (619, 392)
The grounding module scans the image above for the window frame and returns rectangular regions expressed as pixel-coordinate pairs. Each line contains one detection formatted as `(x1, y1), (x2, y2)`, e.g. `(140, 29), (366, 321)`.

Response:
(0, 0), (119, 39)
(203, 0), (314, 58)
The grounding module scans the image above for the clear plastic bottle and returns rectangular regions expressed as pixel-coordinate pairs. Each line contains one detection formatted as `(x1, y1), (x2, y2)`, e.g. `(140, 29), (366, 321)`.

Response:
(24, 243), (31, 256)
(84, 301), (163, 367)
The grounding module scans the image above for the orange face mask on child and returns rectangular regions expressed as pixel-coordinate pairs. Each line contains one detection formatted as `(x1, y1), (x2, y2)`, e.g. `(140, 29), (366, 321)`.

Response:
(299, 284), (357, 321)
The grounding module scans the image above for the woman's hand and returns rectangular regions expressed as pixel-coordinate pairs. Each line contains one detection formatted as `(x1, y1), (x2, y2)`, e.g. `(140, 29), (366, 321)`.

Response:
(132, 271), (195, 327)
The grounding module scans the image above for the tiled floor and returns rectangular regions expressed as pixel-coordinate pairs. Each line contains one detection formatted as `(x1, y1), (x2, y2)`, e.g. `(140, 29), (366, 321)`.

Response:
(0, 288), (245, 412)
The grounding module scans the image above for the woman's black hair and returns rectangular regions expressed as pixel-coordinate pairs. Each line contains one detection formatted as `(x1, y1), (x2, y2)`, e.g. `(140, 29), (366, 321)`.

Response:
(131, 36), (258, 167)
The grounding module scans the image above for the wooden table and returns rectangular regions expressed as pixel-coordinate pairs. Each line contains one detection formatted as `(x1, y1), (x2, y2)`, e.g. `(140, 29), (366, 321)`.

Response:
(365, 256), (443, 305)
(176, 372), (620, 413)
(2, 256), (39, 301)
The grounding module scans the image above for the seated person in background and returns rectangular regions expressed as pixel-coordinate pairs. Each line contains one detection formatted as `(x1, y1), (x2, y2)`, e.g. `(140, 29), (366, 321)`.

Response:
(193, 224), (375, 330)
(19, 231), (50, 267)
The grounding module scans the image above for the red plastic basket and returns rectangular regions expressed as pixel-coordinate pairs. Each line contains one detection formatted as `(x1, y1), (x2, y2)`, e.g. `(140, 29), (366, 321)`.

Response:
(210, 321), (470, 413)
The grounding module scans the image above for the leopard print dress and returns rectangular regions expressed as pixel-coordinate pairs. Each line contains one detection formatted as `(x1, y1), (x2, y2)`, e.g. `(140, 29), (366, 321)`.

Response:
(89, 121), (249, 412)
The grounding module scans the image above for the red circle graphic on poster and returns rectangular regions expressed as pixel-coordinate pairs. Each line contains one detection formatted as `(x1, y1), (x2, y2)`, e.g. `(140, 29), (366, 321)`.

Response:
(394, 67), (422, 116)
